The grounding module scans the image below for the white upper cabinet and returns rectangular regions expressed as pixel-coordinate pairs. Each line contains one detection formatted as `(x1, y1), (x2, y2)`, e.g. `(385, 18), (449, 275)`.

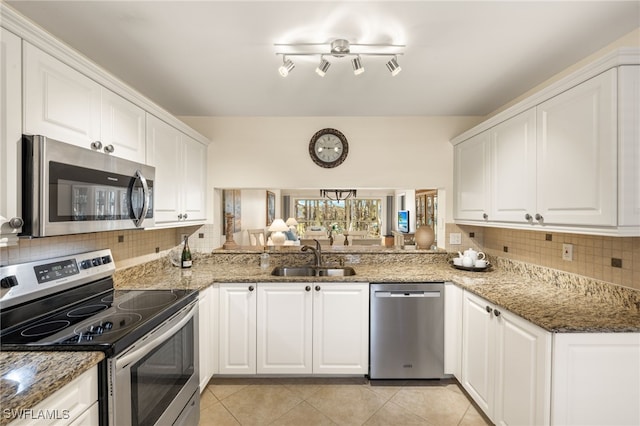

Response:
(453, 132), (491, 221)
(452, 56), (639, 236)
(618, 65), (640, 228)
(0, 28), (22, 246)
(490, 108), (537, 223)
(146, 114), (207, 226)
(23, 42), (146, 163)
(536, 69), (617, 226)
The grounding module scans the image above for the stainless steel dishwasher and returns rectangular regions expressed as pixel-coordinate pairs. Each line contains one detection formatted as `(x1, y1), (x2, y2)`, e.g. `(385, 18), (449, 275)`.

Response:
(369, 282), (445, 379)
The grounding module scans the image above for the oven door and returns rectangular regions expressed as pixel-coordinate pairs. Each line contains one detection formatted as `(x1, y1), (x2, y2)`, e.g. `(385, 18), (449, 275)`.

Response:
(110, 301), (199, 426)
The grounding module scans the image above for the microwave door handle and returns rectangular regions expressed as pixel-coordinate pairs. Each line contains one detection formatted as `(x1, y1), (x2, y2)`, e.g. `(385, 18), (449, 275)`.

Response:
(132, 170), (150, 227)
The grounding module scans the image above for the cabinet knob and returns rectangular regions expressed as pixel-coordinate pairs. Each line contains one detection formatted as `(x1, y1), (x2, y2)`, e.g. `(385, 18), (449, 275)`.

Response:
(305, 286), (311, 292)
(178, 214), (183, 219)
(90, 141), (103, 150)
(315, 285), (321, 291)
(535, 213), (543, 221)
(248, 285), (254, 292)
(104, 144), (115, 153)
(183, 213), (188, 220)
(485, 305), (493, 314)
(494, 309), (502, 317)
(525, 213), (532, 221)
(482, 213), (488, 220)
(8, 217), (24, 229)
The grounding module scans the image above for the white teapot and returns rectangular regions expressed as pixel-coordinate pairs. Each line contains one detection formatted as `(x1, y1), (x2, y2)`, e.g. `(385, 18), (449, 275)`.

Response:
(458, 248), (485, 267)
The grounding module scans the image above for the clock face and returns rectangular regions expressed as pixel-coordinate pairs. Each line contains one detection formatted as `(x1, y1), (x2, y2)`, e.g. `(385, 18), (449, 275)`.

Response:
(309, 128), (349, 168)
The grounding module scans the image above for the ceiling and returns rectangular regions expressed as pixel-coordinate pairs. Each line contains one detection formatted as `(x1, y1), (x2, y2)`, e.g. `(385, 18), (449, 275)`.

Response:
(6, 1), (639, 117)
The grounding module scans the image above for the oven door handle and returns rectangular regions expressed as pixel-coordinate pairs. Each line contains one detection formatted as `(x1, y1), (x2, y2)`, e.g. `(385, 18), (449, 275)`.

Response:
(132, 169), (150, 228)
(115, 301), (196, 370)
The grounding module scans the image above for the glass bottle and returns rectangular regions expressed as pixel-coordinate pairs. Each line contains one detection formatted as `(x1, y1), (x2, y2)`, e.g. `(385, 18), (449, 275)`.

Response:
(181, 236), (192, 268)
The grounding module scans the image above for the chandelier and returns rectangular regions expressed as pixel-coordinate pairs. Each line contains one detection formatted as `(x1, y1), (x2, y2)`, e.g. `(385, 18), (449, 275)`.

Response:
(275, 39), (404, 77)
(320, 189), (357, 201)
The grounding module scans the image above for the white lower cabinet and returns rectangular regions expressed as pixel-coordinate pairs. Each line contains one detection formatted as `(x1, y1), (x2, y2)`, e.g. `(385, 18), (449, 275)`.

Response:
(11, 367), (98, 425)
(461, 290), (551, 425)
(444, 282), (463, 378)
(552, 333), (640, 426)
(219, 282), (369, 376)
(199, 285), (218, 390)
(218, 283), (257, 375)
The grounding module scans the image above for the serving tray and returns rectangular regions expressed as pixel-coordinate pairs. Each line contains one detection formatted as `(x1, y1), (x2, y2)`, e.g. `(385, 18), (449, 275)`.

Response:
(450, 261), (492, 272)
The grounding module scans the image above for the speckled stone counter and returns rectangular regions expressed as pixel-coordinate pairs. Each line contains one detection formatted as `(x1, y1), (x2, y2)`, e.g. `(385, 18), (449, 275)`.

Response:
(114, 249), (640, 333)
(0, 351), (104, 426)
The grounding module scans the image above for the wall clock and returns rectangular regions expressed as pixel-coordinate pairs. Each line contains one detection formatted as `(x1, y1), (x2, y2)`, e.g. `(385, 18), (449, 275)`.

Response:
(309, 128), (349, 168)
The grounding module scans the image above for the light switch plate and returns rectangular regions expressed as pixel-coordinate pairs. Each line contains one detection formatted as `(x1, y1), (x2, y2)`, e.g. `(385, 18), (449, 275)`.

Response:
(449, 233), (462, 245)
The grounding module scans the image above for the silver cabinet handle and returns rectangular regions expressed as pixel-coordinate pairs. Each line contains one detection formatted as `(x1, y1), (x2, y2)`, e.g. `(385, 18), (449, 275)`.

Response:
(525, 213), (532, 221)
(494, 309), (502, 317)
(315, 285), (321, 291)
(178, 214), (183, 220)
(305, 286), (311, 292)
(482, 213), (488, 220)
(248, 285), (254, 292)
(535, 213), (543, 221)
(183, 213), (188, 220)
(90, 141), (103, 150)
(485, 305), (493, 314)
(9, 217), (24, 229)
(104, 144), (115, 153)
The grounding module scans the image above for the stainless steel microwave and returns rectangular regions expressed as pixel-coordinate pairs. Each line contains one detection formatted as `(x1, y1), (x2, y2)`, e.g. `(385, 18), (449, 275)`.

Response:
(20, 135), (154, 237)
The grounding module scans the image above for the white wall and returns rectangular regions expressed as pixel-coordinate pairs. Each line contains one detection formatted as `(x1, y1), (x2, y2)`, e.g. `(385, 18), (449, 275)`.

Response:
(180, 116), (480, 228)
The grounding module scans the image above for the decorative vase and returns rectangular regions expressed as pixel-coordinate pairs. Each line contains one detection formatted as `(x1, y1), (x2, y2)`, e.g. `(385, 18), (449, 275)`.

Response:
(414, 226), (435, 249)
(223, 213), (238, 249)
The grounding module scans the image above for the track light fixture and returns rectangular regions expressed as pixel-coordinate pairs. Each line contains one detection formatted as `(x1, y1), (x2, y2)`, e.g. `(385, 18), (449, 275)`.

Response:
(351, 56), (364, 76)
(315, 57), (331, 77)
(386, 56), (402, 76)
(275, 38), (404, 77)
(278, 57), (295, 77)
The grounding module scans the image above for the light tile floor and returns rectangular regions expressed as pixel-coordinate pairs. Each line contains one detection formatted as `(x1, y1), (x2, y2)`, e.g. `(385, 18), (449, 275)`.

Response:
(199, 377), (491, 425)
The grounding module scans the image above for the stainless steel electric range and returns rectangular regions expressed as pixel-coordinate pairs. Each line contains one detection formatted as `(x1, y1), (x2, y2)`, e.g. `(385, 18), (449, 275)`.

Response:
(0, 249), (200, 426)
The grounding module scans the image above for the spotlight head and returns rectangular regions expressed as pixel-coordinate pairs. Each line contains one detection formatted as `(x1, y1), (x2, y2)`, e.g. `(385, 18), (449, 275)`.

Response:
(278, 58), (295, 77)
(351, 56), (364, 76)
(315, 57), (331, 77)
(386, 56), (402, 76)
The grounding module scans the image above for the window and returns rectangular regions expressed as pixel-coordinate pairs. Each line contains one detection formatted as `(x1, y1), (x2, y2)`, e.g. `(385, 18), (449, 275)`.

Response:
(294, 198), (382, 237)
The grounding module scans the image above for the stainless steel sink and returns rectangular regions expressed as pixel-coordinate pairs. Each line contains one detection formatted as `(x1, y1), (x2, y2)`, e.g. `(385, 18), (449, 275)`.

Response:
(271, 266), (356, 277)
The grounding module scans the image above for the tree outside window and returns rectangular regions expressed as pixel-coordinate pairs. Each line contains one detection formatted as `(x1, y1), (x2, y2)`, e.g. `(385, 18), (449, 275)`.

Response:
(294, 198), (382, 237)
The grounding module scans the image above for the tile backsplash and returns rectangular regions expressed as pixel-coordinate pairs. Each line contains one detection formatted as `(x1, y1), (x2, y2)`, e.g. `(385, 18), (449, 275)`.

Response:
(0, 224), (217, 270)
(445, 223), (639, 291)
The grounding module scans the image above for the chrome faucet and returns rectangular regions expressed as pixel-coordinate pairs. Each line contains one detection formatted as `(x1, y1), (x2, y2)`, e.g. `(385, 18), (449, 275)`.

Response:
(301, 239), (322, 267)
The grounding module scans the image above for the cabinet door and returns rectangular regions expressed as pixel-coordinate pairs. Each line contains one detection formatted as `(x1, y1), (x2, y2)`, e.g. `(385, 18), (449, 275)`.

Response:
(490, 108), (537, 223)
(493, 308), (551, 426)
(552, 333), (640, 426)
(199, 285), (215, 391)
(618, 65), (640, 228)
(257, 283), (312, 374)
(182, 135), (207, 223)
(100, 89), (146, 163)
(454, 132), (491, 221)
(218, 283), (256, 374)
(312, 283), (369, 375)
(23, 42), (101, 147)
(461, 291), (494, 417)
(146, 114), (183, 224)
(1, 28), (22, 246)
(536, 69), (617, 226)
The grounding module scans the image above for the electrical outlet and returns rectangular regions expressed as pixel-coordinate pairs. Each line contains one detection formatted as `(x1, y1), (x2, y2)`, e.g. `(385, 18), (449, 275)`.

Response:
(180, 233), (189, 244)
(449, 233), (462, 245)
(562, 243), (573, 261)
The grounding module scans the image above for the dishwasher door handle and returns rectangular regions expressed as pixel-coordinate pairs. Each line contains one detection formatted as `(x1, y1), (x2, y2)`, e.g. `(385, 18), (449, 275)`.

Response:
(375, 291), (441, 298)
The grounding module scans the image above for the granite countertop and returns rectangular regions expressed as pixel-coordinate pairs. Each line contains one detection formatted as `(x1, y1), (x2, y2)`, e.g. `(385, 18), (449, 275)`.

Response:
(0, 351), (104, 426)
(115, 254), (640, 333)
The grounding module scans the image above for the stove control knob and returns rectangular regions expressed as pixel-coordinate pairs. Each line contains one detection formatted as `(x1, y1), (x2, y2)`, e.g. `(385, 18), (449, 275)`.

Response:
(92, 257), (103, 267)
(103, 321), (113, 330)
(1, 275), (18, 288)
(80, 260), (92, 269)
(101, 256), (112, 264)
